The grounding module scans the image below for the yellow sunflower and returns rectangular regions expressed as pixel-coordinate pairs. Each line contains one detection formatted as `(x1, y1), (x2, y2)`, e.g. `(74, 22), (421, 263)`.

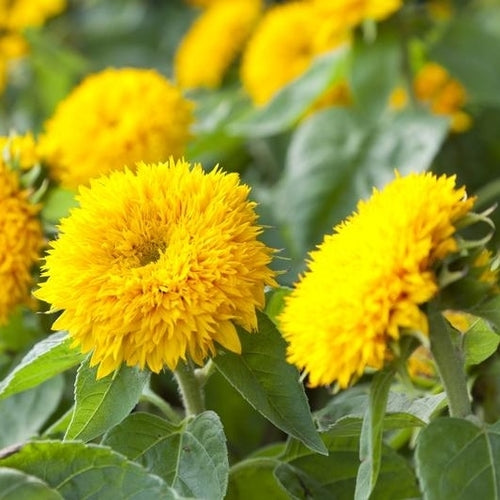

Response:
(35, 159), (276, 379)
(0, 132), (39, 170)
(414, 62), (471, 133)
(0, 0), (66, 31)
(0, 148), (43, 325)
(310, 0), (402, 29)
(175, 0), (262, 90)
(279, 172), (475, 388)
(240, 1), (349, 106)
(38, 68), (194, 189)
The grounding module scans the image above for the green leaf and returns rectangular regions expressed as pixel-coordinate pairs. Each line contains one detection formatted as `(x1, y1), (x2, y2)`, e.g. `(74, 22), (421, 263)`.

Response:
(430, 6), (500, 107)
(213, 312), (327, 455)
(103, 411), (229, 499)
(229, 48), (349, 137)
(0, 376), (64, 449)
(0, 441), (181, 500)
(65, 360), (149, 442)
(227, 458), (289, 500)
(471, 295), (500, 332)
(264, 287), (291, 325)
(0, 468), (62, 500)
(355, 369), (394, 500)
(279, 433), (419, 500)
(464, 318), (500, 366)
(42, 407), (74, 438)
(0, 308), (42, 353)
(0, 332), (84, 400)
(275, 107), (448, 259)
(315, 387), (445, 432)
(416, 417), (500, 499)
(41, 187), (78, 224)
(350, 29), (401, 118)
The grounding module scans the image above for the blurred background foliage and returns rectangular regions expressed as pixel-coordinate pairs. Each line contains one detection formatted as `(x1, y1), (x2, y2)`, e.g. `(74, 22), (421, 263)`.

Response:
(2, 0), (500, 468)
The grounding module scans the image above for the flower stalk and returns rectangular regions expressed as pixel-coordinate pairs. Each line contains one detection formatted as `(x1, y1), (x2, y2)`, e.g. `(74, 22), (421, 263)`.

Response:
(428, 305), (472, 418)
(174, 360), (206, 417)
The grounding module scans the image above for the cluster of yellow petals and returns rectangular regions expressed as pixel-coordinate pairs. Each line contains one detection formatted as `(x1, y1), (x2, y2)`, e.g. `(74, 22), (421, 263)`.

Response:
(0, 132), (39, 170)
(38, 68), (193, 189)
(391, 63), (471, 133)
(35, 159), (276, 379)
(241, 2), (349, 106)
(414, 62), (471, 132)
(0, 0), (66, 93)
(175, 0), (262, 90)
(280, 172), (475, 388)
(0, 145), (43, 324)
(310, 0), (402, 29)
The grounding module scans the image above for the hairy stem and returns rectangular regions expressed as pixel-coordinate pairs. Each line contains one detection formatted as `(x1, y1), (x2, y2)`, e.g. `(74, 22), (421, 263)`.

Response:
(173, 360), (206, 416)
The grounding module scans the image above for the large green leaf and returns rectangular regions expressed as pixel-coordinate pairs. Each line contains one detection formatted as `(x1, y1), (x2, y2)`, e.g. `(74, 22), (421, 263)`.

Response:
(278, 432), (419, 500)
(0, 376), (64, 449)
(350, 29), (401, 119)
(315, 387), (445, 431)
(103, 411), (228, 499)
(431, 5), (500, 107)
(65, 360), (149, 442)
(213, 312), (327, 455)
(227, 458), (289, 500)
(355, 369), (394, 500)
(416, 417), (500, 499)
(229, 48), (349, 137)
(0, 468), (62, 500)
(463, 317), (500, 366)
(470, 295), (500, 332)
(0, 332), (84, 400)
(0, 441), (181, 499)
(275, 107), (448, 260)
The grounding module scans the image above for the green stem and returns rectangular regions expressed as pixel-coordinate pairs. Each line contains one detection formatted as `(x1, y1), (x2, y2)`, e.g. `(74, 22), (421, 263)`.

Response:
(173, 360), (206, 416)
(141, 386), (181, 423)
(428, 306), (472, 418)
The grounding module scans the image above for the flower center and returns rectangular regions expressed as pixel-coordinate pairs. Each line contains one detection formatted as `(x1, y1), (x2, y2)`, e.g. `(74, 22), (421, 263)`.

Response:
(137, 240), (165, 266)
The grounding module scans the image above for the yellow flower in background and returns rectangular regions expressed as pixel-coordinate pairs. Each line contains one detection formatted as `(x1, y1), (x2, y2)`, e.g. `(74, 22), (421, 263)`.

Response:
(35, 159), (277, 379)
(0, 152), (43, 325)
(38, 68), (193, 189)
(241, 2), (349, 105)
(279, 172), (475, 389)
(0, 0), (66, 31)
(414, 62), (471, 133)
(311, 0), (402, 29)
(0, 132), (39, 170)
(175, 0), (262, 90)
(0, 0), (66, 93)
(389, 63), (471, 133)
(407, 346), (436, 381)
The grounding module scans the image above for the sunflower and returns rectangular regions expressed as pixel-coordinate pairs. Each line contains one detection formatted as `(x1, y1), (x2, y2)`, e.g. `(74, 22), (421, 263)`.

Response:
(175, 0), (262, 90)
(240, 1), (349, 106)
(38, 68), (194, 189)
(35, 159), (276, 378)
(311, 0), (402, 29)
(279, 172), (475, 388)
(0, 148), (43, 324)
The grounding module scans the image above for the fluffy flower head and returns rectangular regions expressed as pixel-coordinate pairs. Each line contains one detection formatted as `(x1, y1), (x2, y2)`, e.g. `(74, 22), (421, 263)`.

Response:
(175, 0), (262, 89)
(35, 159), (276, 378)
(414, 62), (471, 132)
(0, 0), (66, 31)
(0, 132), (39, 169)
(38, 68), (193, 189)
(311, 0), (402, 29)
(0, 151), (43, 324)
(241, 2), (349, 105)
(280, 172), (475, 388)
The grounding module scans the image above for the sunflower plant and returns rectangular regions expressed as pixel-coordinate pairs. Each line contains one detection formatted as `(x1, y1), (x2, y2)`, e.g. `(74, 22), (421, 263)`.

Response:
(1, 0), (500, 499)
